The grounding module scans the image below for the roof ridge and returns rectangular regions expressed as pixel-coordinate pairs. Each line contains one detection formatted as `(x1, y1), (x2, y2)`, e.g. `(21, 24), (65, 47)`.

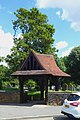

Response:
(31, 50), (54, 57)
(36, 52), (53, 57)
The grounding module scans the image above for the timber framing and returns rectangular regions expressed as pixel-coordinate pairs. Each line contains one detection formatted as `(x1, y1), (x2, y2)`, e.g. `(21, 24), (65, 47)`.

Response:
(12, 51), (70, 104)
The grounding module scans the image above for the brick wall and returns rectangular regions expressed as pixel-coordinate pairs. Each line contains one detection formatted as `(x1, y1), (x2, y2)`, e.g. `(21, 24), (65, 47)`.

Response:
(0, 91), (20, 103)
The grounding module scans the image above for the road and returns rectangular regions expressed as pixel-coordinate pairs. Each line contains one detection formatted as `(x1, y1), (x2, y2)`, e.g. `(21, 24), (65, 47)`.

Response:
(53, 115), (75, 120)
(0, 104), (75, 120)
(21, 115), (74, 120)
(0, 104), (61, 119)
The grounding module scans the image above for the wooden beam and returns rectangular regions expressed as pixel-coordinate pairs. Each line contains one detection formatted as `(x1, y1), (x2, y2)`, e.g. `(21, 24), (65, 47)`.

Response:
(45, 77), (48, 104)
(55, 77), (59, 91)
(40, 80), (44, 100)
(19, 77), (24, 103)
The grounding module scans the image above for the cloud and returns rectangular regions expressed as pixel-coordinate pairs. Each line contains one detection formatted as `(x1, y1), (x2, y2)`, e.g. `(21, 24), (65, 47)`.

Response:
(56, 11), (61, 16)
(71, 22), (80, 32)
(0, 27), (14, 57)
(61, 9), (69, 20)
(36, 0), (80, 31)
(61, 47), (73, 57)
(55, 41), (68, 50)
(36, 0), (53, 8)
(7, 11), (13, 15)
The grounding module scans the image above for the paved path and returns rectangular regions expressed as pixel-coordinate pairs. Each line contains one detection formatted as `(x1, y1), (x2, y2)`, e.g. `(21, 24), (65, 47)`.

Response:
(0, 104), (61, 120)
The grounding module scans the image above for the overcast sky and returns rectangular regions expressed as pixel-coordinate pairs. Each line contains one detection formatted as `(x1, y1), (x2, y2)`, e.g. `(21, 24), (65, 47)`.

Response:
(0, 0), (80, 60)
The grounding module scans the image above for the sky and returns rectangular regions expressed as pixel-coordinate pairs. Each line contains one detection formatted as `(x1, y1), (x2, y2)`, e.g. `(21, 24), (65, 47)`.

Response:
(0, 0), (80, 62)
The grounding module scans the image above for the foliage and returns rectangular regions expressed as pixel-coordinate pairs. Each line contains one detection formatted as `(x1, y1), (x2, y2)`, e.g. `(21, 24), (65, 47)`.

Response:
(64, 46), (80, 84)
(0, 57), (5, 62)
(0, 65), (19, 89)
(56, 56), (67, 72)
(25, 79), (36, 90)
(55, 56), (69, 87)
(0, 65), (9, 89)
(5, 8), (56, 71)
(10, 78), (19, 87)
(0, 65), (9, 82)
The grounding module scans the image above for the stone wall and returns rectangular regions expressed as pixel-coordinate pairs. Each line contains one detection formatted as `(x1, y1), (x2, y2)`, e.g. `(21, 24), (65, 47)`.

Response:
(0, 91), (71, 105)
(48, 92), (71, 105)
(0, 91), (20, 103)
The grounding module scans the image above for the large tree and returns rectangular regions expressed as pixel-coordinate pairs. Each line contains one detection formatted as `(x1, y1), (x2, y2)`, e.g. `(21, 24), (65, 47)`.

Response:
(5, 8), (56, 71)
(0, 65), (10, 88)
(65, 46), (80, 84)
(56, 57), (67, 72)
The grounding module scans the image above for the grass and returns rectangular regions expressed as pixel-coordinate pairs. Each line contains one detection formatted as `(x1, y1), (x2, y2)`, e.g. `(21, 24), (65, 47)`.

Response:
(28, 90), (40, 96)
(1, 87), (19, 91)
(48, 89), (75, 93)
(27, 89), (73, 96)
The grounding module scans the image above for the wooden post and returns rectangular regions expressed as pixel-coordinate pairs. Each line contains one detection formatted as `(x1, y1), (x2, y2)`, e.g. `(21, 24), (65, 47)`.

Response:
(45, 78), (48, 104)
(55, 77), (59, 91)
(40, 79), (44, 100)
(50, 79), (53, 90)
(19, 77), (24, 103)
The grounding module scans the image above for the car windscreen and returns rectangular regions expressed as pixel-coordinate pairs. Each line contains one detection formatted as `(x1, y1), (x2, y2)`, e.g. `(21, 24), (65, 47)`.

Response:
(67, 94), (80, 101)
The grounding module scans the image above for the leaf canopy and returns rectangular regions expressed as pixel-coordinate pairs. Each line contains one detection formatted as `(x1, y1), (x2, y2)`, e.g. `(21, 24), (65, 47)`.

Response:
(6, 8), (56, 71)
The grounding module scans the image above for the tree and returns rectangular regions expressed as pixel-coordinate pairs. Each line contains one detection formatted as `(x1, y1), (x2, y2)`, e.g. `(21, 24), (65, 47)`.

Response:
(5, 8), (56, 71)
(65, 46), (80, 84)
(0, 65), (9, 89)
(25, 79), (36, 90)
(56, 57), (67, 72)
(0, 57), (4, 63)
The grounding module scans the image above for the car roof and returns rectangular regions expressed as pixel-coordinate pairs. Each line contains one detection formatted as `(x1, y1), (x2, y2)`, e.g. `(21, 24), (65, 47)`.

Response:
(71, 92), (80, 96)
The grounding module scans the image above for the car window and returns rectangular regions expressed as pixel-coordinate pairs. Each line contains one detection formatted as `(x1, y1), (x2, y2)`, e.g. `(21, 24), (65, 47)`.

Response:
(67, 94), (80, 101)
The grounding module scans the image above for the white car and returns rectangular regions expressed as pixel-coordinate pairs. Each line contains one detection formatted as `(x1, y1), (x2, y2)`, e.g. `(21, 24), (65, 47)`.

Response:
(61, 92), (80, 119)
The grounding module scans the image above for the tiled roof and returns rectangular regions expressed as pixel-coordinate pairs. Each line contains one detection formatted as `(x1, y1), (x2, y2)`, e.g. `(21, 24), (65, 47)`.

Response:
(34, 52), (70, 77)
(12, 51), (70, 77)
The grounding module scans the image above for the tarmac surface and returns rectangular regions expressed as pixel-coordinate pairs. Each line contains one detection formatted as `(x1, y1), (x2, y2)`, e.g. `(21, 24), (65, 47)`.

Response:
(0, 102), (61, 120)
